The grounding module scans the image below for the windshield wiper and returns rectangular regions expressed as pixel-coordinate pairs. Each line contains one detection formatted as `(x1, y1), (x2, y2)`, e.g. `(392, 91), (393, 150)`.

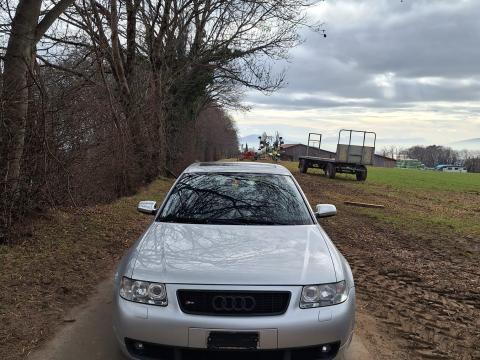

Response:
(158, 214), (291, 225)
(157, 214), (208, 224)
(209, 218), (290, 225)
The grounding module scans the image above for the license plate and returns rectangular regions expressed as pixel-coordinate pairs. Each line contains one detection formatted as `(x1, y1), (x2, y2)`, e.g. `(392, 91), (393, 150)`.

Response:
(207, 331), (259, 350)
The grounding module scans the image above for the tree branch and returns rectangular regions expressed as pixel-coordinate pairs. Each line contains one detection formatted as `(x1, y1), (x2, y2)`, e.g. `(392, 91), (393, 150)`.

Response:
(36, 54), (97, 85)
(35, 0), (76, 43)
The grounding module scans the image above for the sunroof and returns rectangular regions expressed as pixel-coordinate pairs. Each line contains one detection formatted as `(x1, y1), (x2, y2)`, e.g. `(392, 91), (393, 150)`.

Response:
(200, 162), (275, 166)
(197, 162), (237, 166)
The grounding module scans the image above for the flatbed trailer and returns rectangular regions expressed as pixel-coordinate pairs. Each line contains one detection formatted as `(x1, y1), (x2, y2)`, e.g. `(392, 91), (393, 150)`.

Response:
(298, 130), (376, 181)
(299, 156), (369, 181)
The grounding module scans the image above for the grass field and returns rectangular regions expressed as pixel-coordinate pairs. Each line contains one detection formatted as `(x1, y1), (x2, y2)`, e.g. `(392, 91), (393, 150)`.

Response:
(280, 161), (480, 240)
(363, 167), (480, 192)
(282, 161), (480, 192)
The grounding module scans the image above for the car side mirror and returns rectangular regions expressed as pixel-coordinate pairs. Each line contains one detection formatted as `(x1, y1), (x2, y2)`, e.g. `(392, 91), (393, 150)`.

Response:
(137, 201), (157, 215)
(315, 204), (337, 219)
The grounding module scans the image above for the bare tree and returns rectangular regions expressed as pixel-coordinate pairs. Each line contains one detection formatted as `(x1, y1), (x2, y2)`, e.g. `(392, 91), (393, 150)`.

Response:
(381, 145), (400, 159)
(0, 0), (317, 242)
(1, 0), (75, 240)
(406, 145), (459, 167)
(53, 0), (316, 173)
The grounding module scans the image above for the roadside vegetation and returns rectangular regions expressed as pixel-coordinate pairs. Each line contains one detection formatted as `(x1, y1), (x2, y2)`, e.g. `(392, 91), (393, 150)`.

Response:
(0, 0), (316, 243)
(0, 178), (173, 360)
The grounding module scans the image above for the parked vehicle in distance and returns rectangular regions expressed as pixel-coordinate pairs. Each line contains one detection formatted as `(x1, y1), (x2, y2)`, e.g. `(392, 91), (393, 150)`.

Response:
(435, 164), (468, 173)
(298, 130), (376, 181)
(113, 162), (355, 360)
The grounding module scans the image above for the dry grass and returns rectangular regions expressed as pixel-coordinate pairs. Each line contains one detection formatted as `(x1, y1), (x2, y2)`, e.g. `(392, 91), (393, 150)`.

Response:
(0, 178), (173, 360)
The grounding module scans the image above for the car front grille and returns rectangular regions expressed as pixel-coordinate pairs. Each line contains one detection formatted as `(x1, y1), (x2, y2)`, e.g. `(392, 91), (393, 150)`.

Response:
(177, 290), (291, 316)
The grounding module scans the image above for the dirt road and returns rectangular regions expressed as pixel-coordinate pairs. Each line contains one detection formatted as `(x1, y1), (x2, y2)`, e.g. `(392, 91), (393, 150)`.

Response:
(27, 277), (371, 360)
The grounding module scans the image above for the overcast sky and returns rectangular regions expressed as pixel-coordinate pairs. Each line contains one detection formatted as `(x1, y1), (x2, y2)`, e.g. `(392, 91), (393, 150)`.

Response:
(232, 0), (480, 151)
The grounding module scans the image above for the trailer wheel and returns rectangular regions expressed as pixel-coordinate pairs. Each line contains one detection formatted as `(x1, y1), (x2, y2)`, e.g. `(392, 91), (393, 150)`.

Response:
(356, 168), (367, 181)
(325, 163), (336, 179)
(299, 159), (308, 173)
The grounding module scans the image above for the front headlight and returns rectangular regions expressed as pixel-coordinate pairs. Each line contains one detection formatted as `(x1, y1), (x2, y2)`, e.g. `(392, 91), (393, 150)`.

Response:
(119, 277), (168, 306)
(300, 280), (348, 308)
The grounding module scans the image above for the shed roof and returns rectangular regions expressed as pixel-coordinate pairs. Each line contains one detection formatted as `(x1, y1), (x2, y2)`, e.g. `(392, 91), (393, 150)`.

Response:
(281, 143), (335, 155)
(374, 154), (396, 161)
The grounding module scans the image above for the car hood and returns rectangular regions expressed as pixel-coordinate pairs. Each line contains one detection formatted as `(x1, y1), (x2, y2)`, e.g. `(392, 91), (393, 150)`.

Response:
(131, 223), (337, 285)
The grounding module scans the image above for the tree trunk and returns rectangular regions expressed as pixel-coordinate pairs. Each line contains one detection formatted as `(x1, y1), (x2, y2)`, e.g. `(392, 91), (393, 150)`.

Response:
(1, 0), (42, 191)
(0, 1), (42, 239)
(1, 0), (73, 240)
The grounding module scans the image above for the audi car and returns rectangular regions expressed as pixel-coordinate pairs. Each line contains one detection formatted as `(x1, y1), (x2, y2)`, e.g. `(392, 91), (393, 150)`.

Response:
(113, 162), (355, 360)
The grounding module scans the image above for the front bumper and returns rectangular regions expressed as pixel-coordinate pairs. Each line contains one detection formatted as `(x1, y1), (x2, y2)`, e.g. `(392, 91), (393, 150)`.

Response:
(113, 284), (355, 359)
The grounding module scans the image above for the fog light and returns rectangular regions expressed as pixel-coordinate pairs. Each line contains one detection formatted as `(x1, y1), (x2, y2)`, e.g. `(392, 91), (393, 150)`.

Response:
(321, 344), (331, 353)
(134, 342), (144, 351)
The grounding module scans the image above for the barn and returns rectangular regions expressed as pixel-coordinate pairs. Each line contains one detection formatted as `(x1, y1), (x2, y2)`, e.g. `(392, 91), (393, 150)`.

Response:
(281, 144), (397, 168)
(280, 144), (335, 161)
(373, 154), (397, 168)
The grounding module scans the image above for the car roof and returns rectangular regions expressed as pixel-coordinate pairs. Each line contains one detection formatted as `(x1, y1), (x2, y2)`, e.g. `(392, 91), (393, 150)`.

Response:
(183, 162), (291, 175)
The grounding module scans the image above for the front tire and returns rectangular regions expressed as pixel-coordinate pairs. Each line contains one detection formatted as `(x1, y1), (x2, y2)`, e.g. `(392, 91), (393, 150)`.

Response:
(325, 163), (336, 179)
(356, 168), (367, 181)
(299, 160), (308, 174)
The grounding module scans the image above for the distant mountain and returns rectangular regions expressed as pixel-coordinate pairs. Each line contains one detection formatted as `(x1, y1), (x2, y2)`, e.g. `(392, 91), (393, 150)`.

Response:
(450, 138), (480, 150)
(238, 134), (262, 146)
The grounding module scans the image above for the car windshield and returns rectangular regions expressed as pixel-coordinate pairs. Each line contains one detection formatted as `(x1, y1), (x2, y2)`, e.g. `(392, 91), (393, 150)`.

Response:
(157, 173), (313, 225)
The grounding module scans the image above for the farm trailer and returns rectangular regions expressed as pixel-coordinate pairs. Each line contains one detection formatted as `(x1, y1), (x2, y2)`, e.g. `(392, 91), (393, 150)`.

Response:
(298, 130), (377, 181)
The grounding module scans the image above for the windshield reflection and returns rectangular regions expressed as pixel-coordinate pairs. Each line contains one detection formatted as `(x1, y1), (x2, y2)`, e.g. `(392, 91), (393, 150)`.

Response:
(157, 173), (313, 225)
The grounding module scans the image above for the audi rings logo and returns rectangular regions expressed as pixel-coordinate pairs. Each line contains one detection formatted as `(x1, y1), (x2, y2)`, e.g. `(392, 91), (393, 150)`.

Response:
(212, 295), (257, 312)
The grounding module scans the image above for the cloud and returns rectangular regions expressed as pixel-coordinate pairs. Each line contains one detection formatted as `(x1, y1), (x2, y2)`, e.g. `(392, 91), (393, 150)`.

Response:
(234, 0), (480, 147)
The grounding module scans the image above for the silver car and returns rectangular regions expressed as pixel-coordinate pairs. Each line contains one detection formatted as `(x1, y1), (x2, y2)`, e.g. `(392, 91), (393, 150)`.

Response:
(113, 162), (355, 360)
